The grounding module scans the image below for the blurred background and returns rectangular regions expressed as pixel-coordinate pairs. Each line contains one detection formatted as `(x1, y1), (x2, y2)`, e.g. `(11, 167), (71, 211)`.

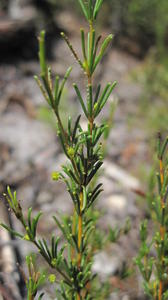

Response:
(0, 0), (168, 299)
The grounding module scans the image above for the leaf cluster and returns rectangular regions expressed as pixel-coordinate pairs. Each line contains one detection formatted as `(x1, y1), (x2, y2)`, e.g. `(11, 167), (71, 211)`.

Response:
(78, 0), (103, 22)
(26, 254), (45, 300)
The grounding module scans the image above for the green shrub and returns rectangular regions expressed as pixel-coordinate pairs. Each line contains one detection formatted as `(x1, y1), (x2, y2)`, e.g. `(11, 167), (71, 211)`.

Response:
(1, 1), (120, 299)
(1, 1), (168, 299)
(105, 0), (168, 56)
(132, 52), (168, 137)
(135, 134), (168, 299)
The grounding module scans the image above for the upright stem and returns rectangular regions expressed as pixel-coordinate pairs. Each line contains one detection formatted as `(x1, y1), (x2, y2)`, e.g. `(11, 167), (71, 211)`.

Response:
(77, 191), (83, 267)
(28, 294), (34, 300)
(77, 191), (83, 300)
(159, 282), (163, 300)
(160, 159), (164, 186)
(71, 211), (76, 261)
(158, 157), (164, 300)
(77, 19), (94, 300)
(77, 294), (81, 300)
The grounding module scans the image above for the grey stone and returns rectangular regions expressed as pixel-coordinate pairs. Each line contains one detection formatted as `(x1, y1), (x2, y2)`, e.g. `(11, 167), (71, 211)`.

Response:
(104, 161), (140, 190)
(92, 251), (123, 280)
(0, 112), (57, 163)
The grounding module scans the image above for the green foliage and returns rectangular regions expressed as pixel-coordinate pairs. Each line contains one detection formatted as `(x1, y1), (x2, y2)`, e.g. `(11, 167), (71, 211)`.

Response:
(51, 0), (168, 58)
(128, 0), (168, 56)
(132, 53), (168, 137)
(1, 1), (122, 299)
(106, 0), (168, 56)
(108, 218), (131, 243)
(77, 0), (103, 22)
(26, 254), (46, 300)
(135, 134), (168, 299)
(61, 29), (114, 80)
(2, 2), (168, 299)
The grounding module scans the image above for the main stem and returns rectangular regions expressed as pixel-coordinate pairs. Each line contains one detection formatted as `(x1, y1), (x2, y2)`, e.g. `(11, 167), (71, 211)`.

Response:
(77, 20), (94, 300)
(77, 191), (83, 267)
(77, 191), (83, 300)
(77, 293), (81, 300)
(28, 294), (34, 300)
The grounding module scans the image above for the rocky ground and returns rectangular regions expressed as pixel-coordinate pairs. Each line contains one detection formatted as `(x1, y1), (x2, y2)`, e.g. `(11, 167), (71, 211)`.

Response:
(0, 2), (152, 300)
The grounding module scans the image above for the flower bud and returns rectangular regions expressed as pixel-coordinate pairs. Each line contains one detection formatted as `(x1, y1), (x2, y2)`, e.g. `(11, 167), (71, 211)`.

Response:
(48, 274), (56, 283)
(52, 172), (60, 181)
(67, 147), (75, 158)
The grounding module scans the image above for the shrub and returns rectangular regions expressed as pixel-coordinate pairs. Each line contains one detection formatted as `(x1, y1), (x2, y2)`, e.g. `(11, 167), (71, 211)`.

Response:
(136, 134), (168, 299)
(105, 0), (168, 57)
(1, 1), (119, 299)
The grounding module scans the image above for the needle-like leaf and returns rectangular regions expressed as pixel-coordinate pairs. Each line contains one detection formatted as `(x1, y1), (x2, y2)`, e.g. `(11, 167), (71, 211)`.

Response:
(73, 83), (88, 117)
(78, 0), (89, 20)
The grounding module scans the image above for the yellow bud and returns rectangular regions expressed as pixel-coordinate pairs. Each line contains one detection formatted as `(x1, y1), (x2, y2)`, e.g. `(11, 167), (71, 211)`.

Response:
(48, 274), (56, 283)
(52, 172), (60, 181)
(51, 258), (57, 267)
(24, 234), (30, 241)
(67, 147), (75, 158)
